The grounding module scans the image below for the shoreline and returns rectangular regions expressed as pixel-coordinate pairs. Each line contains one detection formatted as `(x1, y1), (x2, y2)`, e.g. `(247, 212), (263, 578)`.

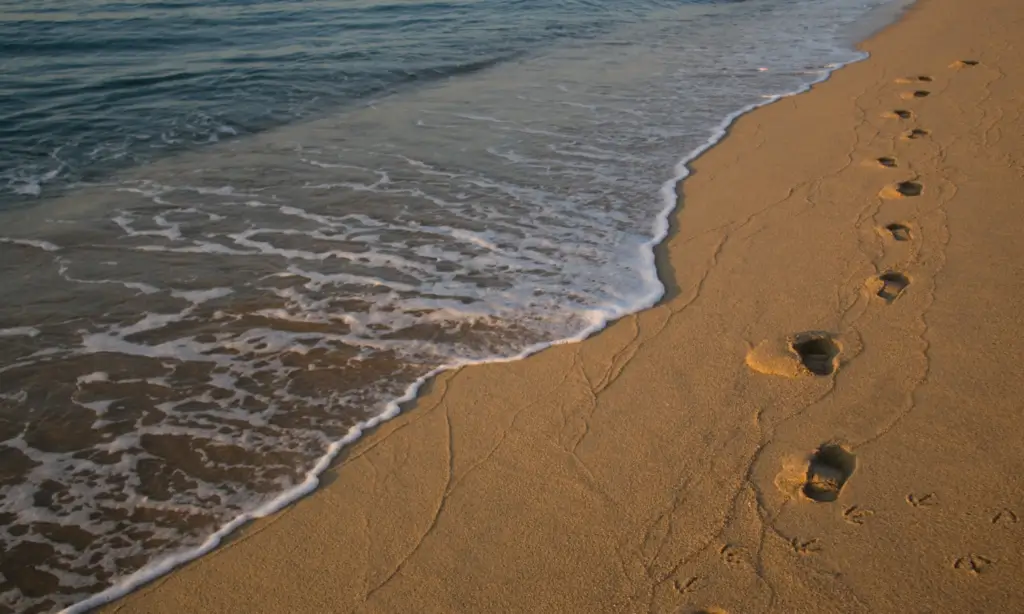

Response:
(100, 0), (1024, 611)
(57, 9), (888, 614)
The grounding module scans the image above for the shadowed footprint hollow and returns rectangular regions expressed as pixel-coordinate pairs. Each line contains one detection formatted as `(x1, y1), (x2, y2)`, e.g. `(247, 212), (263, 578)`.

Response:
(793, 334), (840, 376)
(884, 223), (911, 241)
(803, 444), (857, 502)
(876, 271), (910, 302)
(896, 181), (922, 196)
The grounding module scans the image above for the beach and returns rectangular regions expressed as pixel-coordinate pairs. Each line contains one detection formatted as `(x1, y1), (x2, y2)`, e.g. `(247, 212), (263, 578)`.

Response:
(82, 0), (1024, 611)
(3, 1), (891, 611)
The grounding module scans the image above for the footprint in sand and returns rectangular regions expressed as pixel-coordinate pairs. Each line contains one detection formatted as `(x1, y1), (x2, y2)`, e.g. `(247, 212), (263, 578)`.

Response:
(694, 609), (729, 614)
(792, 334), (841, 376)
(719, 544), (745, 567)
(902, 128), (930, 140)
(791, 537), (822, 554)
(883, 109), (914, 120)
(746, 332), (842, 377)
(895, 75), (933, 84)
(673, 576), (701, 594)
(907, 492), (937, 507)
(876, 156), (898, 168)
(802, 444), (857, 502)
(900, 90), (931, 100)
(950, 59), (980, 68)
(992, 508), (1018, 525)
(869, 271), (910, 302)
(954, 554), (993, 575)
(843, 505), (873, 525)
(881, 222), (912, 242)
(880, 181), (923, 199)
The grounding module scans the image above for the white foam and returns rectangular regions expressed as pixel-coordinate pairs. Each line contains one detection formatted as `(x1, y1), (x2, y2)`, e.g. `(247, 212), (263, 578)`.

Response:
(60, 44), (876, 614)
(13, 181), (42, 196)
(0, 326), (41, 338)
(0, 238), (61, 252)
(76, 372), (109, 384)
(171, 287), (234, 304)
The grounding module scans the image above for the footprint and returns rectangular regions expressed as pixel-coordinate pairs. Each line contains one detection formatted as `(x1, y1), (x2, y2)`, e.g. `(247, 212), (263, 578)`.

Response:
(882, 222), (912, 242)
(673, 575), (701, 594)
(992, 508), (1018, 525)
(950, 59), (980, 68)
(954, 555), (993, 574)
(900, 90), (931, 99)
(880, 181), (923, 199)
(897, 181), (922, 196)
(895, 75), (933, 84)
(907, 492), (937, 507)
(746, 332), (842, 377)
(791, 537), (822, 555)
(902, 128), (930, 140)
(720, 544), (744, 567)
(880, 109), (913, 120)
(877, 156), (898, 168)
(843, 505), (873, 525)
(802, 444), (856, 502)
(792, 334), (841, 376)
(871, 271), (910, 302)
(693, 609), (729, 614)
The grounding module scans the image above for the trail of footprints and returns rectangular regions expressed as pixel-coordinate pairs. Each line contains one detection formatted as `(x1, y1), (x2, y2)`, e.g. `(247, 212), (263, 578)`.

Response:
(735, 59), (1010, 588)
(682, 60), (998, 611)
(800, 61), (1006, 578)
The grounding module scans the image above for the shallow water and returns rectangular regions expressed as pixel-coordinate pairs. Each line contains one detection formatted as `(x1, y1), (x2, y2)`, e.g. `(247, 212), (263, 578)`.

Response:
(1, 0), (900, 611)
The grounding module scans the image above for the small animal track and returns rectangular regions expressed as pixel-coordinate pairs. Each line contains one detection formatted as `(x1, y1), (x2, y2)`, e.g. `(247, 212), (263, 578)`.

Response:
(792, 333), (840, 376)
(843, 505), (873, 525)
(803, 444), (856, 502)
(954, 555), (993, 575)
(720, 544), (744, 567)
(893, 109), (913, 119)
(884, 223), (912, 241)
(874, 272), (910, 302)
(907, 492), (937, 507)
(877, 156), (898, 168)
(992, 508), (1018, 525)
(903, 128), (930, 139)
(673, 576), (701, 594)
(791, 537), (821, 555)
(693, 609), (729, 614)
(950, 59), (980, 68)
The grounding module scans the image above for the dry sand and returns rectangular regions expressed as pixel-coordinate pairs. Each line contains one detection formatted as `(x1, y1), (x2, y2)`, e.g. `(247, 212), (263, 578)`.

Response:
(105, 0), (1024, 611)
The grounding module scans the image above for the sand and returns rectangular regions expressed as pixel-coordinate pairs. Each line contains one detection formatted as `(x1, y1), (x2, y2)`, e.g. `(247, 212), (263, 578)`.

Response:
(103, 0), (1024, 611)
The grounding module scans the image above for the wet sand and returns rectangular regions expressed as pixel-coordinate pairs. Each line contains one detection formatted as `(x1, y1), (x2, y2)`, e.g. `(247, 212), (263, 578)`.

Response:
(104, 0), (1024, 611)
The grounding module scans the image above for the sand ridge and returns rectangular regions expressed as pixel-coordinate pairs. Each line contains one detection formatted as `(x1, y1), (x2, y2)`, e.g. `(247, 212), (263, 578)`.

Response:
(105, 0), (1024, 612)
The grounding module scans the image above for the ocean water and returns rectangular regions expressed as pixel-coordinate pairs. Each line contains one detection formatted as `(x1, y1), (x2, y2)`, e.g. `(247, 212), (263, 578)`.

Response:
(0, 0), (901, 611)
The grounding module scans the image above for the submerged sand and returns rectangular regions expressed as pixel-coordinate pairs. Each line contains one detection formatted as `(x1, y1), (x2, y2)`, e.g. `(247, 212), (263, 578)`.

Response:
(106, 0), (1024, 611)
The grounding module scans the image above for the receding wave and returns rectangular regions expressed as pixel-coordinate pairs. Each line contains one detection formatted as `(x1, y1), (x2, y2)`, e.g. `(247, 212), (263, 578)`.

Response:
(0, 0), (898, 611)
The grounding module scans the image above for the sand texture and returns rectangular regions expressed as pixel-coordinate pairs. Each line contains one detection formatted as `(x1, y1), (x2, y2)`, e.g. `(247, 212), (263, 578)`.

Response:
(105, 0), (1024, 611)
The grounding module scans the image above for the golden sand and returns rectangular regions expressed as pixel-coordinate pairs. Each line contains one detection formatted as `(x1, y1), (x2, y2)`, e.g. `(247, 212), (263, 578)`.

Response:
(107, 0), (1024, 611)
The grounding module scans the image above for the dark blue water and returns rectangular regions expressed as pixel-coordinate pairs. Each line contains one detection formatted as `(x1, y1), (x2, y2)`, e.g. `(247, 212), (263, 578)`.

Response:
(0, 0), (687, 204)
